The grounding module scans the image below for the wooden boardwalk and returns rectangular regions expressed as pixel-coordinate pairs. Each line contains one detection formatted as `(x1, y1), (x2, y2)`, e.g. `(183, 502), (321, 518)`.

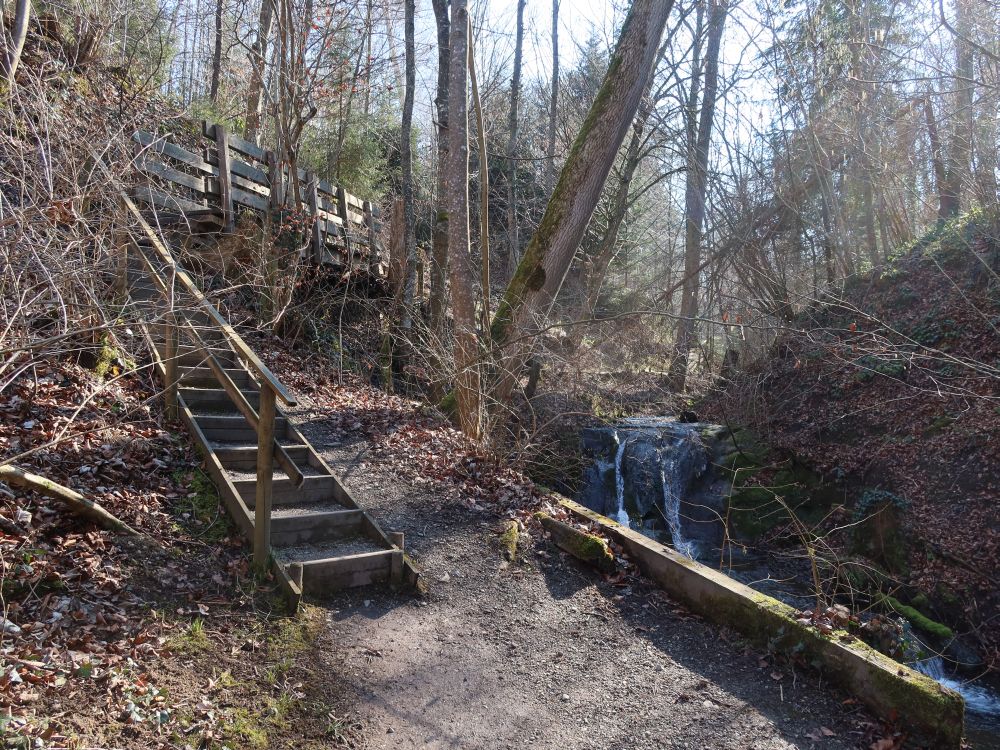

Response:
(131, 120), (384, 274)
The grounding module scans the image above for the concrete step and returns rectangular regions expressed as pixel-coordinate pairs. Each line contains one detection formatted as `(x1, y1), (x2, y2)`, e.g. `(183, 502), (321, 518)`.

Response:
(180, 366), (252, 389)
(192, 413), (289, 442)
(212, 441), (310, 470)
(270, 505), (363, 546)
(232, 472), (338, 505)
(273, 537), (398, 590)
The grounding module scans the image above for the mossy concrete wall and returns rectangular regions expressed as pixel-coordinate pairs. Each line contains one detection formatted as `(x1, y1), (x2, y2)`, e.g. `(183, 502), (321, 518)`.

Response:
(557, 497), (965, 748)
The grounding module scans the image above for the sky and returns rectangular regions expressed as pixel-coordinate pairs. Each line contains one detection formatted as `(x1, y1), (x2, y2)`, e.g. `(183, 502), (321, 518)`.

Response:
(405, 0), (634, 133)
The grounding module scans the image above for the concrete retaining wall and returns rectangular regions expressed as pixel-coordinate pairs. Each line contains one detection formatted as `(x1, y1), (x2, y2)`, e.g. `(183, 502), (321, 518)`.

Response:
(557, 497), (965, 748)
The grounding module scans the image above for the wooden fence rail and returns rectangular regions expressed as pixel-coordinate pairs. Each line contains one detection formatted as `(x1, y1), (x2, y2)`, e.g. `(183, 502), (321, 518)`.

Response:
(130, 120), (384, 274)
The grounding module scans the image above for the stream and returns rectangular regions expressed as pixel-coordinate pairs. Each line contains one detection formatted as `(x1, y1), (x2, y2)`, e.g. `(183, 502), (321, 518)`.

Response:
(578, 417), (1000, 745)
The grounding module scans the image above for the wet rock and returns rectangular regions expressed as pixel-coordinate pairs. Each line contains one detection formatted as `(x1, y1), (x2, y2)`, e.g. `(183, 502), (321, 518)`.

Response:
(578, 418), (731, 558)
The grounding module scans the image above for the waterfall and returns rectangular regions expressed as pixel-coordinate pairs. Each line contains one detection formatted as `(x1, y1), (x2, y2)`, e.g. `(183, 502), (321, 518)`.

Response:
(911, 656), (1000, 716)
(659, 437), (699, 559)
(612, 431), (631, 527)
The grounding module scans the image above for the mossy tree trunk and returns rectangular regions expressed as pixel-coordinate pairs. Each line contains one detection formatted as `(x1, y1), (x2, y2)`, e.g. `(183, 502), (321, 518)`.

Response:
(488, 0), (675, 402)
(446, 0), (482, 439)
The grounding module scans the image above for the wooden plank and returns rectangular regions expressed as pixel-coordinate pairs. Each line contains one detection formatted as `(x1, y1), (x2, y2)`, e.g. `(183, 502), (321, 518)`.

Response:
(231, 173), (269, 197)
(207, 152), (270, 188)
(306, 172), (323, 263)
(177, 402), (255, 538)
(133, 131), (213, 174)
(206, 175), (270, 207)
(203, 120), (267, 163)
(132, 185), (208, 216)
(232, 186), (269, 212)
(271, 509), (364, 546)
(135, 156), (207, 194)
(266, 150), (282, 211)
(336, 186), (353, 256)
(363, 200), (377, 259)
(318, 195), (346, 225)
(212, 122), (235, 233)
(299, 550), (393, 589)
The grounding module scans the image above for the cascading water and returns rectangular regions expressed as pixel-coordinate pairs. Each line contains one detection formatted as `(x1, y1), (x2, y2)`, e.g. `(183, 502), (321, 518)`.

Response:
(660, 456), (698, 559)
(580, 419), (1000, 741)
(911, 655), (1000, 717)
(612, 430), (631, 527)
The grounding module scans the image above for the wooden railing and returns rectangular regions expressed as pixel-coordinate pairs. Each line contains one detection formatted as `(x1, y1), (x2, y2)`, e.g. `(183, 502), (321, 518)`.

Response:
(131, 120), (384, 273)
(95, 153), (297, 567)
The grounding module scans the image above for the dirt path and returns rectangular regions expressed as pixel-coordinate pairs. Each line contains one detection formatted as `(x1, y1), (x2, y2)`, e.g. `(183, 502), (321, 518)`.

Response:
(293, 411), (876, 750)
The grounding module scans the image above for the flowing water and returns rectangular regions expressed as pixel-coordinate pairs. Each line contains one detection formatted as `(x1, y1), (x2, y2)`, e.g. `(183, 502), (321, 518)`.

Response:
(611, 430), (631, 527)
(580, 418), (1000, 743)
(912, 657), (1000, 717)
(659, 442), (699, 559)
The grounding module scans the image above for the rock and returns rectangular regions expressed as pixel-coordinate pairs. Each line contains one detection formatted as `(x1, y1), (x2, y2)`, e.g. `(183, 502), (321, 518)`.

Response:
(577, 418), (727, 556)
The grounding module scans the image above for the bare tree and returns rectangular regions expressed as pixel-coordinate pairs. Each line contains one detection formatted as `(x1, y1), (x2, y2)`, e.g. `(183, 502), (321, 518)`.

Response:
(668, 0), (728, 393)
(447, 0), (481, 437)
(490, 0), (675, 400)
(505, 0), (527, 276)
(210, 0), (224, 102)
(2, 0), (32, 85)
(544, 0), (560, 195)
(429, 0), (450, 341)
(244, 0), (275, 143)
(400, 0), (416, 327)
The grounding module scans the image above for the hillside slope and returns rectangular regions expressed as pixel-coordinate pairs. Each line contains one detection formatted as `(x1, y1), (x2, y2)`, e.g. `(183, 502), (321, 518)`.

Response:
(702, 211), (1000, 669)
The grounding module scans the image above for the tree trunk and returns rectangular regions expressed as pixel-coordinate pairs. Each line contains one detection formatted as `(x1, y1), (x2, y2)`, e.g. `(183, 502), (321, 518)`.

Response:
(468, 14), (490, 332)
(490, 0), (674, 401)
(447, 0), (481, 438)
(245, 0), (275, 143)
(569, 86), (656, 350)
(400, 0), (416, 328)
(668, 0), (727, 393)
(2, 0), (32, 85)
(544, 0), (560, 194)
(924, 92), (950, 221)
(210, 0), (224, 102)
(941, 0), (974, 219)
(505, 0), (527, 276)
(429, 0), (450, 342)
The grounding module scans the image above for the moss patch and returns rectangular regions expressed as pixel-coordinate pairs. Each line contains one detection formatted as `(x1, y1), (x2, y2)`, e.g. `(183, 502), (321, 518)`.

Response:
(535, 512), (615, 573)
(500, 520), (520, 561)
(883, 595), (955, 641)
(171, 468), (232, 543)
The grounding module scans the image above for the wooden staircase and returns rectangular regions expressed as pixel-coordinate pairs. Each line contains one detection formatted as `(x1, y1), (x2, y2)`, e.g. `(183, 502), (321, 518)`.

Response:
(116, 189), (414, 604)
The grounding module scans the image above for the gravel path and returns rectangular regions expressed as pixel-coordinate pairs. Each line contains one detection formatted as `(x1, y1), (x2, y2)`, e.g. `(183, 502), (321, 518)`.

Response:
(292, 412), (876, 750)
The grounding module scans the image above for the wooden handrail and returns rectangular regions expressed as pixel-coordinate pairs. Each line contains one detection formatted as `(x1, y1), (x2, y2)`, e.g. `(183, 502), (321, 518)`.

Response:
(91, 152), (297, 407)
(130, 237), (305, 487)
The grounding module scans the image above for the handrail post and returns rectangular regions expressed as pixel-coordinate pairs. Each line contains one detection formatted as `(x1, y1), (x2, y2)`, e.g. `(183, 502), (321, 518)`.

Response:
(211, 121), (235, 233)
(254, 383), (277, 569)
(336, 186), (352, 263)
(163, 314), (178, 420)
